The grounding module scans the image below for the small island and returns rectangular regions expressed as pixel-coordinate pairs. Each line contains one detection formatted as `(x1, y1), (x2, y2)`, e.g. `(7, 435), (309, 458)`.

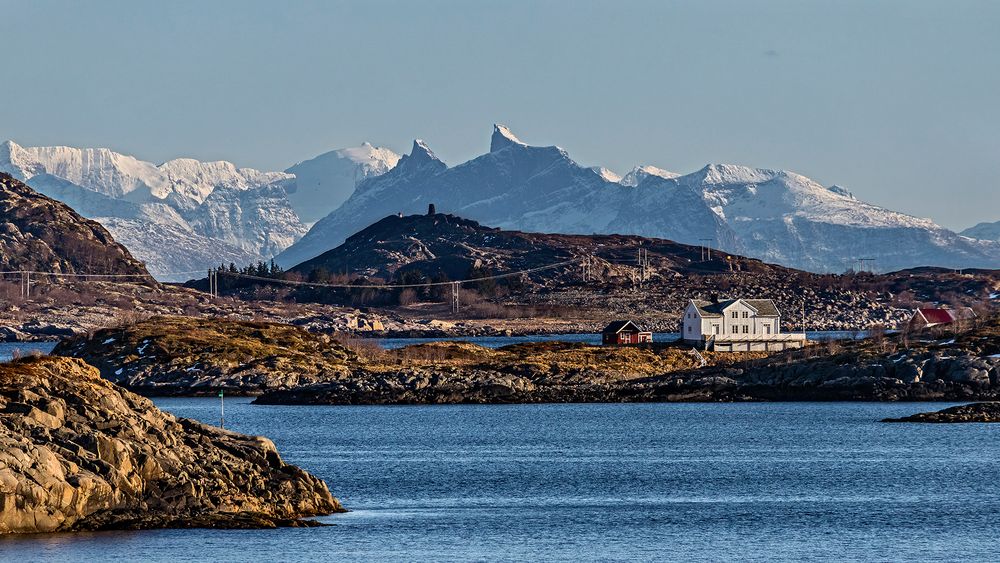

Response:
(882, 402), (1000, 423)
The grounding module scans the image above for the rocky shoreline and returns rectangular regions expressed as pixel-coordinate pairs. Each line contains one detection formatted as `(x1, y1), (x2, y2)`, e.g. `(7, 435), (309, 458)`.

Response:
(50, 314), (1000, 405)
(0, 356), (342, 534)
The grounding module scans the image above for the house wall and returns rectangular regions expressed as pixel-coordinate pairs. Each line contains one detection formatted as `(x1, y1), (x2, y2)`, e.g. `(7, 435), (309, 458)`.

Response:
(719, 301), (779, 337)
(683, 299), (784, 345)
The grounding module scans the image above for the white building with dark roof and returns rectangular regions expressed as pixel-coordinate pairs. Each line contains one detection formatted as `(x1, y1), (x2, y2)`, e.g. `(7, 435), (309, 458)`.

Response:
(681, 297), (806, 351)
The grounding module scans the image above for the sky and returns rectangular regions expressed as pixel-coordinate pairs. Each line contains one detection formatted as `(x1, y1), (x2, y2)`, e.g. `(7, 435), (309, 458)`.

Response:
(1, 0), (997, 230)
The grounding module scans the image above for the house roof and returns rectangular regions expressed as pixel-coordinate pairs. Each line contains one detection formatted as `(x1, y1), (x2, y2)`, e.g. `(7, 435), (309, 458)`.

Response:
(602, 320), (645, 334)
(691, 298), (780, 317)
(918, 308), (955, 325)
(742, 299), (780, 317)
(916, 307), (976, 325)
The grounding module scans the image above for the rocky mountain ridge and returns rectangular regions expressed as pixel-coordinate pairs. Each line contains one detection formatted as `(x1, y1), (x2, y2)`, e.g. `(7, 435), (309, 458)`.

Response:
(277, 125), (1000, 273)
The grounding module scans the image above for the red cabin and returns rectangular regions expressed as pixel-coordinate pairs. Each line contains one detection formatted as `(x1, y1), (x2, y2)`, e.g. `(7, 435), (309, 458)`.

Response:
(602, 320), (653, 346)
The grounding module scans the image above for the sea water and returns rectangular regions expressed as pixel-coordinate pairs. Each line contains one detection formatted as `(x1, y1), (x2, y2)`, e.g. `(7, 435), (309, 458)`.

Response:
(2, 400), (997, 561)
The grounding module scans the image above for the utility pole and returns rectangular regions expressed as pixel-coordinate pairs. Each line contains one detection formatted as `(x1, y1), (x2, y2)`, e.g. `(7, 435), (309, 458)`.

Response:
(218, 389), (225, 429)
(699, 238), (714, 261)
(451, 282), (460, 314)
(207, 269), (219, 298)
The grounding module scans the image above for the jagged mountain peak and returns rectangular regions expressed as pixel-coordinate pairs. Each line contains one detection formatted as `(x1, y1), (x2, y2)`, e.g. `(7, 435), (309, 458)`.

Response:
(404, 139), (442, 165)
(490, 124), (526, 152)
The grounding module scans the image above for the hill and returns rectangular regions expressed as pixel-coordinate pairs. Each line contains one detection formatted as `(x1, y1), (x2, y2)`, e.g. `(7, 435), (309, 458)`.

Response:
(0, 173), (149, 276)
(290, 211), (777, 285)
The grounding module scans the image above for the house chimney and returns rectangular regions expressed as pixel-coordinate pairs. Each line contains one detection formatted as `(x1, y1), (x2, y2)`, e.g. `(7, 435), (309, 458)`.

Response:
(428, 203), (436, 215)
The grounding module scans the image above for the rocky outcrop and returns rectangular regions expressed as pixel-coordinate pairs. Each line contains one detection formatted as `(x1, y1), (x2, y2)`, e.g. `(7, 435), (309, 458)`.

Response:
(53, 316), (356, 396)
(0, 173), (150, 276)
(259, 321), (1000, 405)
(0, 356), (341, 534)
(54, 313), (1000, 405)
(882, 402), (1000, 423)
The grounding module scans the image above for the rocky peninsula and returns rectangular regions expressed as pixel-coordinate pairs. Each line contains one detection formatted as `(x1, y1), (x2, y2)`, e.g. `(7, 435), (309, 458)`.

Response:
(0, 356), (342, 534)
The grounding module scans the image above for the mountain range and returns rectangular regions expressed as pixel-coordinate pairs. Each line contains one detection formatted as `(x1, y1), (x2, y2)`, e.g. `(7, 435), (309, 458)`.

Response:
(276, 125), (1000, 273)
(0, 140), (399, 280)
(2, 127), (998, 280)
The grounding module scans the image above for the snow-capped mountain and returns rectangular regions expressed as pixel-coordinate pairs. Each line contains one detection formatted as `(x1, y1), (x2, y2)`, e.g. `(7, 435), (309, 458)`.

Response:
(276, 125), (1000, 273)
(962, 221), (1000, 242)
(285, 142), (400, 224)
(0, 140), (314, 280)
(620, 165), (679, 187)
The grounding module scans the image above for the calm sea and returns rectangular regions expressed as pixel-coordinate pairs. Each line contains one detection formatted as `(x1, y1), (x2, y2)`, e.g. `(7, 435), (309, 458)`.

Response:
(2, 400), (997, 561)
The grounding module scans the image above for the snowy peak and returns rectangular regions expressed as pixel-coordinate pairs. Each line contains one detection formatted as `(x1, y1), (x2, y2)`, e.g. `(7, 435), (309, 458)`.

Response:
(404, 139), (441, 165)
(490, 124), (526, 152)
(0, 140), (167, 199)
(590, 166), (622, 183)
(621, 165), (680, 186)
(0, 139), (289, 204)
(284, 143), (400, 223)
(693, 163), (780, 186)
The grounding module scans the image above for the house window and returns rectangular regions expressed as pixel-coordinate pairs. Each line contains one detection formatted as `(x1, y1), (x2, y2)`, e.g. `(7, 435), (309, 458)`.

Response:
(687, 326), (692, 333)
(713, 325), (719, 334)
(743, 325), (749, 334)
(765, 325), (771, 334)
(732, 312), (738, 319)
(743, 311), (749, 318)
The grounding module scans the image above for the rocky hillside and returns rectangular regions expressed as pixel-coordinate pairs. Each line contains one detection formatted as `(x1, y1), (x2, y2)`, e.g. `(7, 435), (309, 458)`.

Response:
(0, 173), (149, 276)
(0, 356), (341, 533)
(53, 316), (356, 395)
(290, 211), (769, 284)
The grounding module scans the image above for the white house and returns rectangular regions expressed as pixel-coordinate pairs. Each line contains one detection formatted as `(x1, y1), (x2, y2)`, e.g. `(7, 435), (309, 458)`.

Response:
(681, 297), (806, 352)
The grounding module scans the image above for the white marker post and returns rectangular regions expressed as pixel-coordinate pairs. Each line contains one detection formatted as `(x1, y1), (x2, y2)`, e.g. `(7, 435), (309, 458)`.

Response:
(219, 389), (225, 429)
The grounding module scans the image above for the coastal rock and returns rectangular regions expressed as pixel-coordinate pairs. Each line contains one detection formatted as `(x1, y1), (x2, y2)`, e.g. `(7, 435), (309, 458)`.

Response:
(882, 402), (1000, 423)
(0, 356), (341, 533)
(53, 316), (356, 396)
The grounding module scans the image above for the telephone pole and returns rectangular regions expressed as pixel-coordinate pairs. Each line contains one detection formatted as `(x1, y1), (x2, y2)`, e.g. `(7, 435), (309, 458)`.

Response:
(451, 282), (460, 314)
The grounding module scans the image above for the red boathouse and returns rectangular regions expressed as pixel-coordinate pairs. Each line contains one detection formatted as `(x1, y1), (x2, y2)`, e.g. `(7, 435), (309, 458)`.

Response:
(601, 320), (653, 346)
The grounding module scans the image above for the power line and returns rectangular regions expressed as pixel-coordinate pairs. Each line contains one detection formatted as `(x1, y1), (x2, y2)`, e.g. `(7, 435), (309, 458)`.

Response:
(219, 257), (584, 290)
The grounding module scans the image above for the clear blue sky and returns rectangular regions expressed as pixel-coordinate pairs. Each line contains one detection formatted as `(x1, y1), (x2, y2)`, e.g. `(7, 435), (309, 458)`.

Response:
(2, 0), (997, 229)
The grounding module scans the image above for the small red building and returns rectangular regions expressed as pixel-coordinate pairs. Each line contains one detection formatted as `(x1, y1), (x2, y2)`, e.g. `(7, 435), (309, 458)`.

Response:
(602, 320), (653, 346)
(907, 307), (976, 330)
